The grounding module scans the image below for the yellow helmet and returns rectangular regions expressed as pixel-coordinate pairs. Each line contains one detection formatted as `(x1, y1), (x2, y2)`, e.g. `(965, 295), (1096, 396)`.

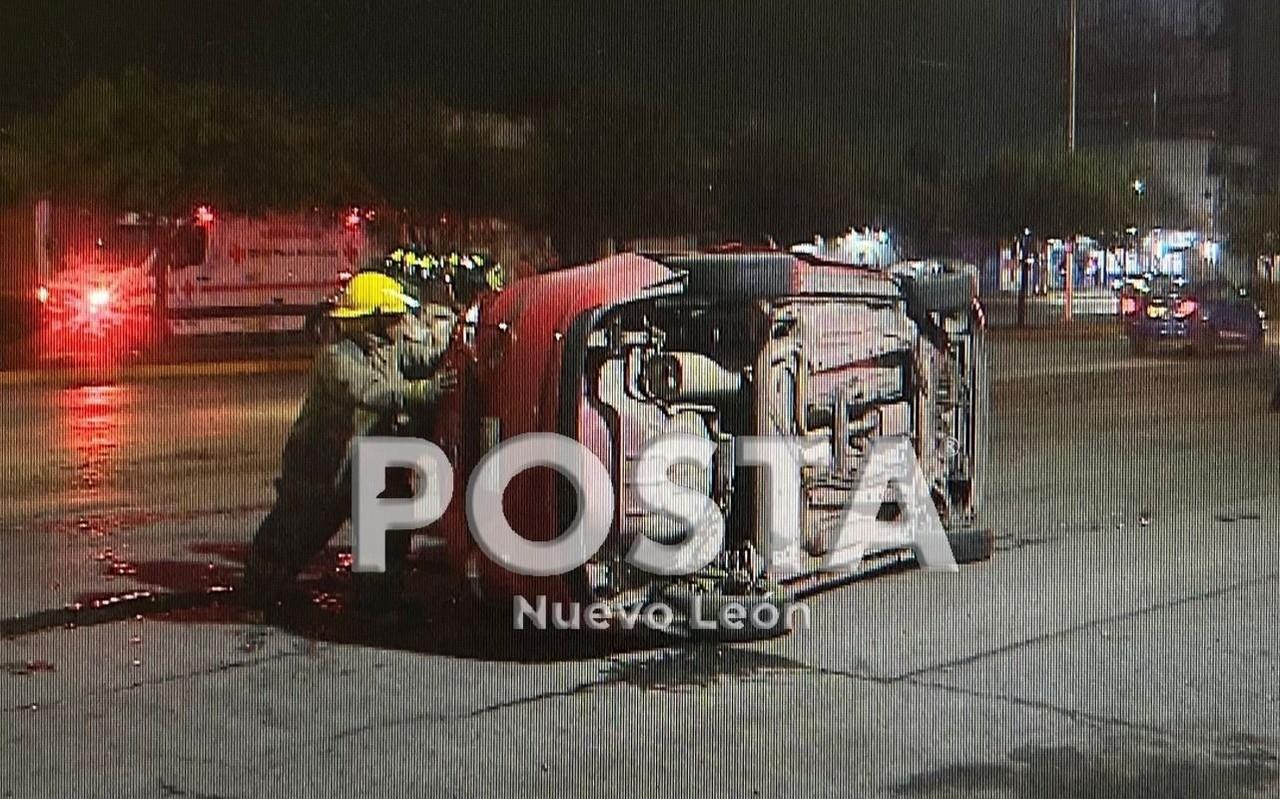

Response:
(330, 271), (420, 318)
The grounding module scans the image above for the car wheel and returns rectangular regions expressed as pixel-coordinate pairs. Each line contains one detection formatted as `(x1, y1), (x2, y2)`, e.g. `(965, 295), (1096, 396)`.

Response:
(902, 273), (976, 316)
(670, 253), (798, 298)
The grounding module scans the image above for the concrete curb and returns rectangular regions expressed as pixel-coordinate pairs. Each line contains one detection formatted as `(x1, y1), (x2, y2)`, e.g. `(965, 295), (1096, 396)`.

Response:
(0, 357), (313, 388)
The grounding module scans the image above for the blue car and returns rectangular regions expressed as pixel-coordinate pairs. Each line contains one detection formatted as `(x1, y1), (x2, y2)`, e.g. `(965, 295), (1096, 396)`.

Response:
(1128, 277), (1267, 356)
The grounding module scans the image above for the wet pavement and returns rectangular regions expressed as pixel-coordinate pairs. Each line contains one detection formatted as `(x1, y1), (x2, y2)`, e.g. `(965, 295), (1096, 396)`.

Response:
(1, 334), (1278, 797)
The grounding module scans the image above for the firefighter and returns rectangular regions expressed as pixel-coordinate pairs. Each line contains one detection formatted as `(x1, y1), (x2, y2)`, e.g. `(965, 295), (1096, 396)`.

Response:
(242, 271), (457, 612)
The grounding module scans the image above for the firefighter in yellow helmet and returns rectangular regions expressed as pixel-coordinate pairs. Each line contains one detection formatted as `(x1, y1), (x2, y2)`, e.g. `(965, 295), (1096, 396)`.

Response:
(242, 271), (457, 612)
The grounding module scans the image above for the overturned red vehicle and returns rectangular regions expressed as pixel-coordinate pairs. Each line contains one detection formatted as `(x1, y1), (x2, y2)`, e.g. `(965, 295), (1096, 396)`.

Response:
(427, 250), (991, 634)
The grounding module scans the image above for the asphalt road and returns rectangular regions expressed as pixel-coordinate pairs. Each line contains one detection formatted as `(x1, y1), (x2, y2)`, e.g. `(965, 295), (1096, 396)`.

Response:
(1, 332), (1278, 798)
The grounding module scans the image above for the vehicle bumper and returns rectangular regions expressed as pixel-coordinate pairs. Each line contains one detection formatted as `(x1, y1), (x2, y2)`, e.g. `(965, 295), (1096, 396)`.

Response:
(1131, 318), (1192, 343)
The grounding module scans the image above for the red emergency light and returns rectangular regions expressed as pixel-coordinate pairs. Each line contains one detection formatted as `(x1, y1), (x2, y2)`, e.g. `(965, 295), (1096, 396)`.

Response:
(1173, 298), (1199, 319)
(344, 208), (363, 229)
(87, 288), (112, 313)
(194, 205), (216, 226)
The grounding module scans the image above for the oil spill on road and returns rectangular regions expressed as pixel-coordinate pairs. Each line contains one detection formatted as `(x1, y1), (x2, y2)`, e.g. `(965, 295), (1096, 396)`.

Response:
(602, 645), (808, 692)
(1, 660), (56, 676)
(0, 588), (236, 637)
(891, 743), (1279, 798)
(1215, 511), (1263, 524)
(1, 542), (666, 664)
(0, 543), (322, 636)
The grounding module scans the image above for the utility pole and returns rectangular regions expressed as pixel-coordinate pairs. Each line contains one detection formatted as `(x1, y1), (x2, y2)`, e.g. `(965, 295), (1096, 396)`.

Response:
(1017, 228), (1033, 329)
(1064, 0), (1078, 322)
(1067, 0), (1078, 155)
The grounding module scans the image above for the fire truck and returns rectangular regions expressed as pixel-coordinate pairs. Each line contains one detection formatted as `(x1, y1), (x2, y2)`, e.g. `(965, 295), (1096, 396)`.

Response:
(1, 201), (375, 361)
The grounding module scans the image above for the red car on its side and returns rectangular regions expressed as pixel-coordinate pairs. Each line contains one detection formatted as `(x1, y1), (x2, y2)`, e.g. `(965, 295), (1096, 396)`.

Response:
(421, 250), (992, 636)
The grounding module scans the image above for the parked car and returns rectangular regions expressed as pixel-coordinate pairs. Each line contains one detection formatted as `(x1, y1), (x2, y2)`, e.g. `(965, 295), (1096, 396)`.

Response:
(1127, 277), (1266, 356)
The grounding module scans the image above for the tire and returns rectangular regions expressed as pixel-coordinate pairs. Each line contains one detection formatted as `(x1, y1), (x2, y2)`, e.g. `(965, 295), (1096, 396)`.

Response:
(902, 273), (976, 315)
(668, 253), (800, 298)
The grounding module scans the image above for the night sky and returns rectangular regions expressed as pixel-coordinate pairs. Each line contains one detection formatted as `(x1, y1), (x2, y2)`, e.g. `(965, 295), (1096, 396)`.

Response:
(1, 1), (1070, 163)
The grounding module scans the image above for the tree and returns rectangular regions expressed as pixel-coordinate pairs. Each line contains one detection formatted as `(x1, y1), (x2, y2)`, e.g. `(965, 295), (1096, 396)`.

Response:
(1227, 193), (1280, 284)
(3, 71), (368, 213)
(963, 146), (1150, 326)
(541, 85), (701, 261)
(706, 115), (886, 246)
(3, 72), (183, 210)
(350, 87), (447, 213)
(966, 146), (1144, 240)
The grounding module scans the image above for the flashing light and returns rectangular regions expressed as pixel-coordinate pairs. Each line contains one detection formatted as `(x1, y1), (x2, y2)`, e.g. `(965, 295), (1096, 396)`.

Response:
(1120, 296), (1138, 316)
(36, 286), (50, 304)
(1174, 299), (1200, 319)
(194, 205), (215, 226)
(87, 288), (112, 312)
(344, 208), (363, 228)
(337, 270), (353, 282)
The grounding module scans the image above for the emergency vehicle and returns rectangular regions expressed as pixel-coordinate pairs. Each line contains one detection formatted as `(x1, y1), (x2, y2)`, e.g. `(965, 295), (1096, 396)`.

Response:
(164, 207), (375, 339)
(7, 201), (375, 359)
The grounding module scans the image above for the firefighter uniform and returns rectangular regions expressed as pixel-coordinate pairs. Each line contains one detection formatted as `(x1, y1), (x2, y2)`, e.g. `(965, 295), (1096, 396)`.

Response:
(243, 272), (452, 609)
